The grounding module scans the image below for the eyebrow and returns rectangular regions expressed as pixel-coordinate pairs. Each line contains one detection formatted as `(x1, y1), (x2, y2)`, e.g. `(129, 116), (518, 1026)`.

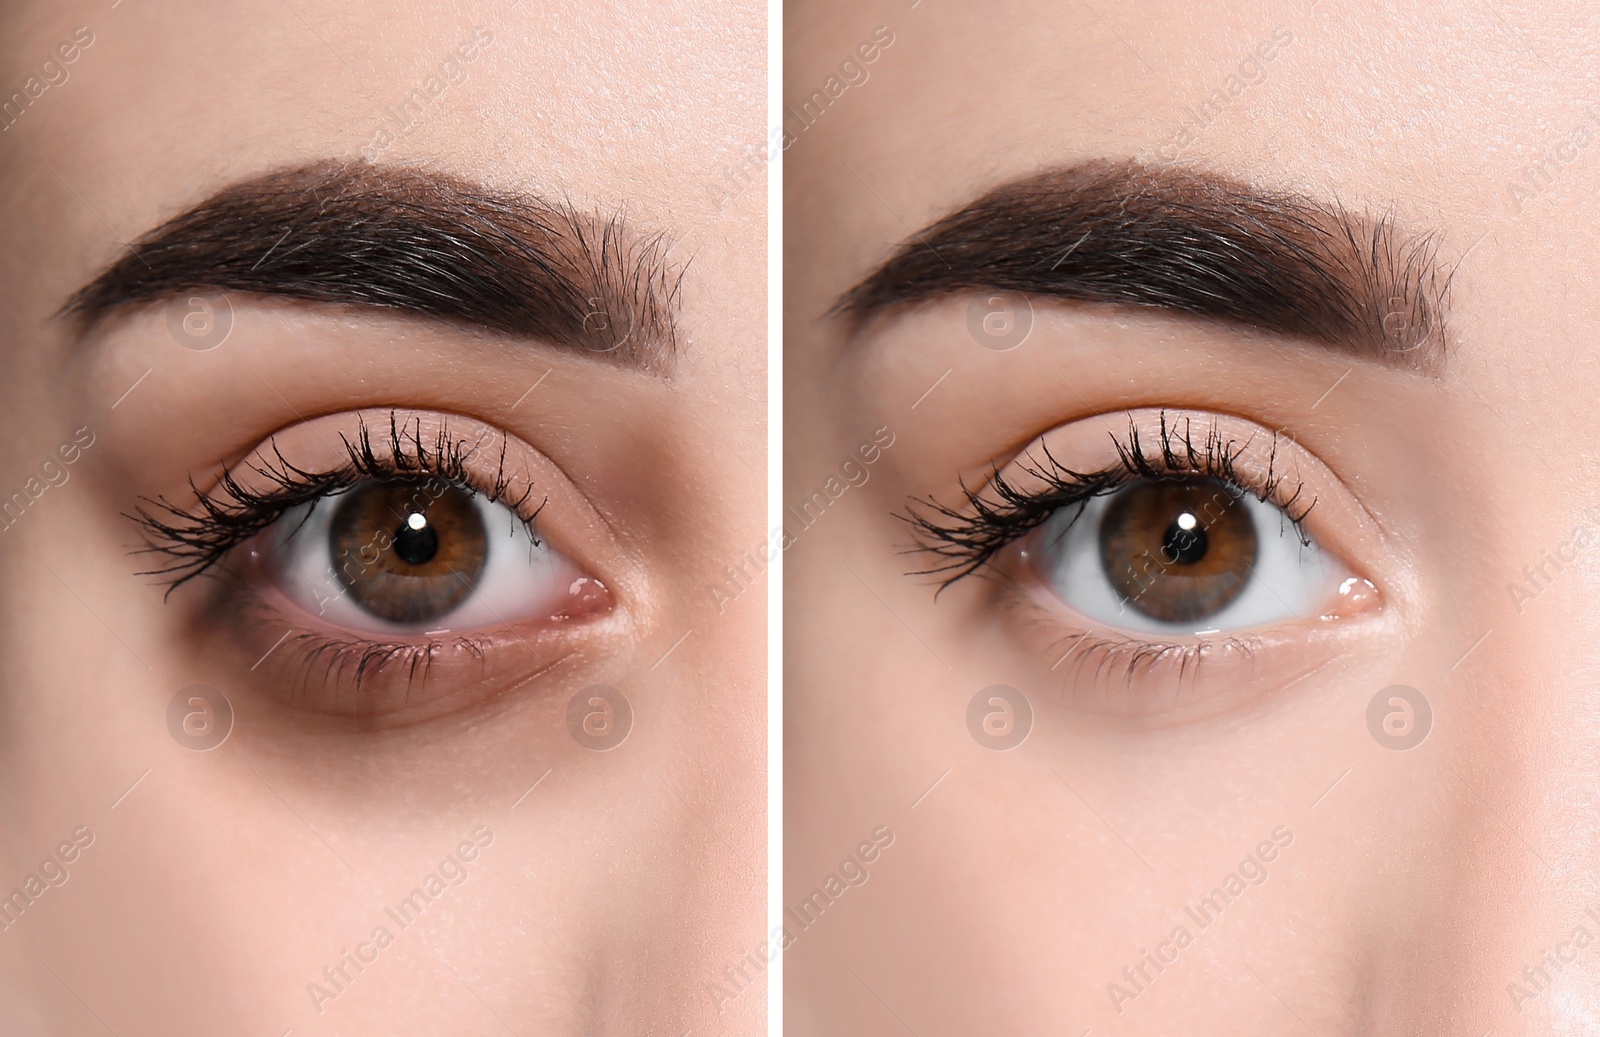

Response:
(61, 160), (683, 374)
(835, 160), (1450, 370)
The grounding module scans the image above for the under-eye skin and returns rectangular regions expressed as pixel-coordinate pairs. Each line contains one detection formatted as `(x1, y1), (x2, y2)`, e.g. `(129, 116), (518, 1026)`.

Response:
(905, 413), (1384, 714)
(131, 410), (615, 719)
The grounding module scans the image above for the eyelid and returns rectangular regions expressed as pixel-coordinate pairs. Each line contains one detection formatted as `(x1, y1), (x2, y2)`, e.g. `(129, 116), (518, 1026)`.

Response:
(133, 414), (549, 590)
(986, 585), (1366, 726)
(138, 410), (545, 557)
(203, 407), (633, 592)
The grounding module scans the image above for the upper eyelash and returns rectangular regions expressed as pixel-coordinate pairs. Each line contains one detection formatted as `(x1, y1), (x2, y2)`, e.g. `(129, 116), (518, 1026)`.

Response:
(903, 412), (1315, 589)
(129, 410), (544, 592)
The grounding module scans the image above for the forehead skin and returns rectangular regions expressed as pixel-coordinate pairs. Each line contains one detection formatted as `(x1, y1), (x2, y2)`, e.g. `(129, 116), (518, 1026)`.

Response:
(787, 0), (1594, 358)
(787, 0), (1600, 1033)
(0, 0), (764, 1033)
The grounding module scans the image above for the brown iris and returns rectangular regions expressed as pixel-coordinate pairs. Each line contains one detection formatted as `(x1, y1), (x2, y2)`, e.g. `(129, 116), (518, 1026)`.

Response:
(329, 480), (488, 624)
(1097, 478), (1257, 624)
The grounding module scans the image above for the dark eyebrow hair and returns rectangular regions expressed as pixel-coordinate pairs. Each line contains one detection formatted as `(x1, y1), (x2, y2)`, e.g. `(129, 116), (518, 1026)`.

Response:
(61, 160), (684, 374)
(834, 160), (1450, 370)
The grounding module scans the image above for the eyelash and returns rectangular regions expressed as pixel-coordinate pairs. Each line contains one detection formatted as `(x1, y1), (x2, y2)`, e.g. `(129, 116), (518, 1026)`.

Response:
(129, 410), (545, 593)
(903, 412), (1316, 590)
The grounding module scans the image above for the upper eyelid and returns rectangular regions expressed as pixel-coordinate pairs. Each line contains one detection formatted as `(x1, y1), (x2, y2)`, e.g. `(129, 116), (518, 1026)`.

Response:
(129, 412), (546, 590)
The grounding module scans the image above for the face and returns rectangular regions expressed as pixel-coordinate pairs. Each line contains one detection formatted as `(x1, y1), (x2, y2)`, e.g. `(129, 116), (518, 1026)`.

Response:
(786, 0), (1600, 1033)
(0, 1), (764, 1033)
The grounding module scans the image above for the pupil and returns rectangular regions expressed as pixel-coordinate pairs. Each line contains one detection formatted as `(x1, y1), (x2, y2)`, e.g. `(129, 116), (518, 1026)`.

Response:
(393, 513), (439, 565)
(1161, 515), (1208, 565)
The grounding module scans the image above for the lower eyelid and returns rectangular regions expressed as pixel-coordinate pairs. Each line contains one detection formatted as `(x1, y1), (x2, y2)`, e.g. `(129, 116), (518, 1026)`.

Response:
(987, 567), (1359, 724)
(196, 582), (614, 722)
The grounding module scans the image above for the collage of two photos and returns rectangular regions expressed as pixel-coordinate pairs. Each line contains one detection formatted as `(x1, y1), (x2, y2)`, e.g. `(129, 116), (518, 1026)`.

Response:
(3, 0), (1600, 1034)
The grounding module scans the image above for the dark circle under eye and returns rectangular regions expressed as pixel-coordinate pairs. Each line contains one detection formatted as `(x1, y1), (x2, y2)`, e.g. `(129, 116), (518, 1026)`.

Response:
(328, 480), (488, 624)
(1098, 478), (1258, 624)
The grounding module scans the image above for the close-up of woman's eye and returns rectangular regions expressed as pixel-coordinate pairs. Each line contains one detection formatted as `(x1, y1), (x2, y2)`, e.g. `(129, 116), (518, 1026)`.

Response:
(1023, 474), (1339, 635)
(265, 475), (592, 635)
(895, 413), (1391, 712)
(124, 412), (619, 717)
(906, 416), (1370, 637)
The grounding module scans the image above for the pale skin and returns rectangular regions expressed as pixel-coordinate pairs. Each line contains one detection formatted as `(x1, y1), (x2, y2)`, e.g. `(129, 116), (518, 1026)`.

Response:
(787, 0), (1600, 1033)
(0, 1), (764, 1034)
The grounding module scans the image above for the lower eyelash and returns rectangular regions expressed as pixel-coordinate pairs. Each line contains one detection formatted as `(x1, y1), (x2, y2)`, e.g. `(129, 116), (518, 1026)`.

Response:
(903, 411), (1314, 589)
(129, 410), (543, 592)
(990, 575), (1262, 693)
(277, 630), (494, 700)
(196, 583), (506, 705)
(1044, 630), (1260, 690)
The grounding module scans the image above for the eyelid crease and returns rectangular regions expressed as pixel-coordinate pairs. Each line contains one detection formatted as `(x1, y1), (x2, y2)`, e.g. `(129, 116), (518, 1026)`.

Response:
(902, 411), (1315, 591)
(128, 409), (546, 594)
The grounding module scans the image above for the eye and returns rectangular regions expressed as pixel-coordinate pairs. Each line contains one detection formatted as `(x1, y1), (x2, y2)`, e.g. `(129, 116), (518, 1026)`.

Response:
(130, 410), (623, 719)
(263, 476), (594, 635)
(1023, 475), (1343, 635)
(905, 410), (1388, 718)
